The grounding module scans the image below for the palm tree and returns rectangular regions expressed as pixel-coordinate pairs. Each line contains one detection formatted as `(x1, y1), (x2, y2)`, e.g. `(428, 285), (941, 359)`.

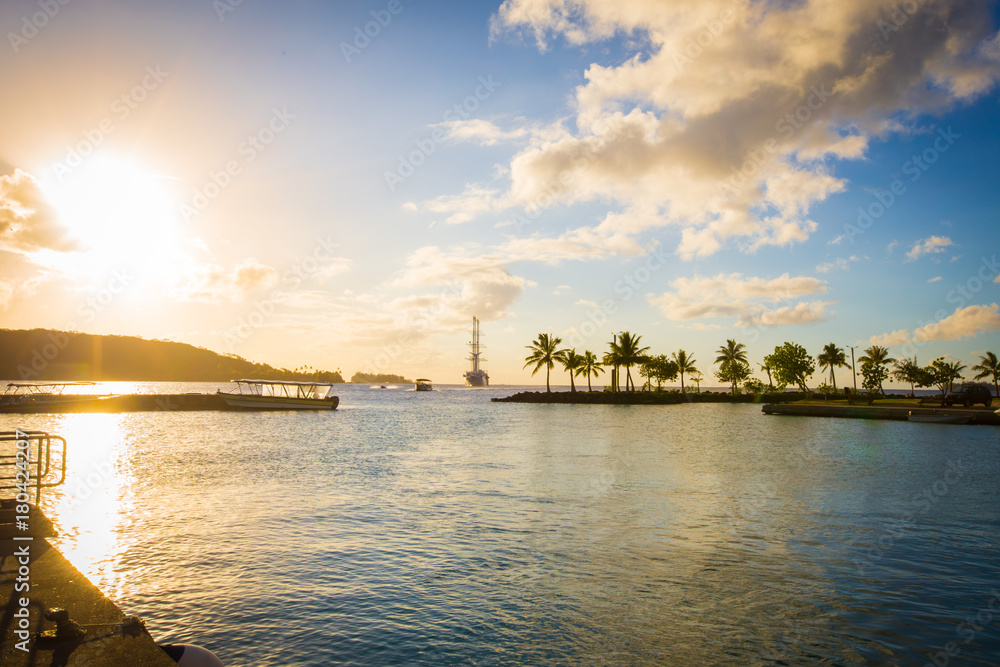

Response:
(616, 331), (650, 392)
(577, 350), (604, 392)
(928, 357), (966, 396)
(690, 371), (704, 392)
(758, 360), (773, 389)
(715, 339), (748, 394)
(559, 349), (584, 392)
(972, 351), (1000, 397)
(523, 333), (568, 392)
(858, 345), (896, 396)
(891, 356), (925, 396)
(672, 349), (698, 393)
(817, 343), (849, 391)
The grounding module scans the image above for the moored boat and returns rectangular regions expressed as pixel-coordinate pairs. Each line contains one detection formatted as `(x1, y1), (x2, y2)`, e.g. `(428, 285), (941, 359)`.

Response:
(907, 411), (971, 424)
(0, 382), (116, 413)
(217, 379), (339, 410)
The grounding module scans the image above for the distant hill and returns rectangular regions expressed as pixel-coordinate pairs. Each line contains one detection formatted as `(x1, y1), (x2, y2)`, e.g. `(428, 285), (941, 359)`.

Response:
(0, 329), (344, 383)
(350, 372), (412, 384)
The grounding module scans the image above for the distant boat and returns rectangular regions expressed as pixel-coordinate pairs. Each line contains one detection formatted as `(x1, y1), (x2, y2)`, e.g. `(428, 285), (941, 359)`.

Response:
(464, 316), (489, 387)
(908, 411), (970, 424)
(415, 378), (433, 391)
(217, 379), (339, 410)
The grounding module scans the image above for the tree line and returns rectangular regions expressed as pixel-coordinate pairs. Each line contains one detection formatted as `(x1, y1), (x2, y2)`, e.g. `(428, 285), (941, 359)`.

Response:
(523, 332), (1000, 398)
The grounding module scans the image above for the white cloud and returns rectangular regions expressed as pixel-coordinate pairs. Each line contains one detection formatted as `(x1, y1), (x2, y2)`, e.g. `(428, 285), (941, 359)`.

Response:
(0, 169), (77, 256)
(170, 257), (279, 303)
(913, 303), (1000, 342)
(927, 276), (942, 283)
(0, 280), (12, 310)
(906, 235), (954, 261)
(649, 272), (828, 327)
(816, 255), (861, 273)
(437, 119), (531, 146)
(869, 329), (912, 346)
(389, 244), (529, 327)
(435, 0), (1000, 260)
(738, 301), (831, 328)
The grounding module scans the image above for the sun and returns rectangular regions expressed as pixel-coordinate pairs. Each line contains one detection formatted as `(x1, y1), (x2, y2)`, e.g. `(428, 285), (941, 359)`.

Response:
(40, 154), (182, 272)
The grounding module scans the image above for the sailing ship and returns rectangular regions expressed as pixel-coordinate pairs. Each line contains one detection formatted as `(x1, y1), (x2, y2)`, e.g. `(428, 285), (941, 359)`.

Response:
(463, 316), (489, 387)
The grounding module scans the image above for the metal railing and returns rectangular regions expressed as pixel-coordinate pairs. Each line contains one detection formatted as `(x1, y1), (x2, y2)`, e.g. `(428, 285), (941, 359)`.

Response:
(0, 430), (67, 503)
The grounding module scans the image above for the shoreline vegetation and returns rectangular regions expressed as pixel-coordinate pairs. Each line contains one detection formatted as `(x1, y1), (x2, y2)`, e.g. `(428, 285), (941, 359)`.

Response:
(519, 330), (1000, 402)
(492, 390), (803, 404)
(350, 372), (412, 384)
(0, 328), (346, 383)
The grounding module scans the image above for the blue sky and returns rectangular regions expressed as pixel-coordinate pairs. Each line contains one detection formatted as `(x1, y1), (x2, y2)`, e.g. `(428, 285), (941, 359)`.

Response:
(1, 0), (999, 386)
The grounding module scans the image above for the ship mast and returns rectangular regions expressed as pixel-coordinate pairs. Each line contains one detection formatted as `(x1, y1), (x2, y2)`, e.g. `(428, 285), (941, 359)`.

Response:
(467, 316), (485, 372)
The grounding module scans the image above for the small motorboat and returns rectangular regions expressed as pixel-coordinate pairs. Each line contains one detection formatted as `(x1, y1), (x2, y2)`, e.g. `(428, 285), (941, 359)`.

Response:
(908, 411), (970, 424)
(414, 378), (433, 391)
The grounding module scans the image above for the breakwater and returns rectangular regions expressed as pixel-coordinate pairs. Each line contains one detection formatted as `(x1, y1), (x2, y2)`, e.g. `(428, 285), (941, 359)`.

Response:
(491, 390), (802, 404)
(0, 393), (229, 414)
(762, 403), (1000, 425)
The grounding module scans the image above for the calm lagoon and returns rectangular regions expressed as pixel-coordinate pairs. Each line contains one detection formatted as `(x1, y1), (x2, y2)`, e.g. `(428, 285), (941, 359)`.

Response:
(3, 383), (999, 666)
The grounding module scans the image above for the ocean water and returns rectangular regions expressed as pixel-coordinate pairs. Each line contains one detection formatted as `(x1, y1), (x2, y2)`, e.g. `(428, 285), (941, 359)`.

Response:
(3, 383), (999, 666)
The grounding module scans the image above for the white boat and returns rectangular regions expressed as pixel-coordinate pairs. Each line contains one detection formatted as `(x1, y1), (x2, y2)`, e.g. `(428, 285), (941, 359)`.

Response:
(415, 378), (433, 391)
(907, 411), (970, 424)
(0, 382), (114, 413)
(463, 316), (489, 387)
(217, 380), (339, 410)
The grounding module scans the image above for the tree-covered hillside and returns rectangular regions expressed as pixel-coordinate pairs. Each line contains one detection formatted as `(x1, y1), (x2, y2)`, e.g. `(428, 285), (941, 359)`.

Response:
(0, 329), (344, 382)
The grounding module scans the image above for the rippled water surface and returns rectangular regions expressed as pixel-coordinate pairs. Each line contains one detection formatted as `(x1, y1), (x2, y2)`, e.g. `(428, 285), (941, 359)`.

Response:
(4, 383), (1000, 666)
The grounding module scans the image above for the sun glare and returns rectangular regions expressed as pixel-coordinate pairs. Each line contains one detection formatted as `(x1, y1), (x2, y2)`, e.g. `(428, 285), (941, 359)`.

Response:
(41, 154), (182, 273)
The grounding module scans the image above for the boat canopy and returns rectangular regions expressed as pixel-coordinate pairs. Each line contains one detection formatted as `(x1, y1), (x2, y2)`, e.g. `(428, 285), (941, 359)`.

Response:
(228, 379), (336, 400)
(3, 381), (96, 396)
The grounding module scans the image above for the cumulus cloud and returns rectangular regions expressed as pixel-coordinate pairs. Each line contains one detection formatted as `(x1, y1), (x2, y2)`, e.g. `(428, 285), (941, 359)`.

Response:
(906, 235), (955, 261)
(816, 255), (862, 273)
(0, 169), (76, 256)
(649, 272), (828, 326)
(0, 280), (13, 310)
(913, 303), (1000, 342)
(388, 244), (529, 328)
(437, 119), (531, 145)
(869, 329), (912, 346)
(431, 0), (1000, 260)
(170, 257), (279, 303)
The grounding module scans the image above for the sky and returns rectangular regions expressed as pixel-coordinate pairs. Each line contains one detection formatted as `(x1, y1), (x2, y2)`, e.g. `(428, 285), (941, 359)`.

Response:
(1, 0), (999, 387)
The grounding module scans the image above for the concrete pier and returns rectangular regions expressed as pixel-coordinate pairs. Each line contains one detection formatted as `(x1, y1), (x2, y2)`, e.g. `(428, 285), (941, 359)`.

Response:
(1, 393), (229, 413)
(761, 403), (1000, 425)
(1, 504), (176, 666)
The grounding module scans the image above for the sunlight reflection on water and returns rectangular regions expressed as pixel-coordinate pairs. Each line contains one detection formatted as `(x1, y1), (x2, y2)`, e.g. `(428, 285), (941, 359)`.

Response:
(2, 385), (999, 666)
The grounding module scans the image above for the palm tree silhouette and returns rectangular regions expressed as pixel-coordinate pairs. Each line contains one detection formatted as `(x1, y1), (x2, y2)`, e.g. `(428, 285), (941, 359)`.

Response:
(715, 339), (748, 394)
(972, 351), (1000, 397)
(578, 350), (604, 392)
(858, 345), (896, 396)
(891, 356), (924, 396)
(758, 361), (773, 389)
(524, 333), (568, 392)
(672, 349), (698, 393)
(817, 343), (849, 391)
(616, 331), (650, 392)
(559, 349), (585, 392)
